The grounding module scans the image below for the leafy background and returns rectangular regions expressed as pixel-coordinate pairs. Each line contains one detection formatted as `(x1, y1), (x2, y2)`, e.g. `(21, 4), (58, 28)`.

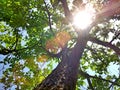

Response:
(0, 0), (120, 90)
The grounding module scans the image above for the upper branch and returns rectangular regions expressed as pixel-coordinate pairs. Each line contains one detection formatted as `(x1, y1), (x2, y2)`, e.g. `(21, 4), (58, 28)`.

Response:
(88, 36), (120, 55)
(60, 0), (73, 22)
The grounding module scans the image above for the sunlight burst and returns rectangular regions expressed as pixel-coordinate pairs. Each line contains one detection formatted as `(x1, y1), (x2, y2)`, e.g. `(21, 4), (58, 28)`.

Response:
(73, 5), (95, 29)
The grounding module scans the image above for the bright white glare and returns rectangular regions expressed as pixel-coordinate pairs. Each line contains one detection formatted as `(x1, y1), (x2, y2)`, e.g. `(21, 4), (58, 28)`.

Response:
(73, 11), (94, 29)
(73, 4), (95, 29)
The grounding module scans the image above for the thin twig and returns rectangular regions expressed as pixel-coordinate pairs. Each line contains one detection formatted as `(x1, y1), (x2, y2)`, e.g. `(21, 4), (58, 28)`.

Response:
(110, 32), (120, 43)
(44, 0), (54, 35)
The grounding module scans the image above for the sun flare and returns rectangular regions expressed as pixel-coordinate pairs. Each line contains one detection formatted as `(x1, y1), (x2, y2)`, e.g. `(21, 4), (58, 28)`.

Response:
(73, 5), (95, 29)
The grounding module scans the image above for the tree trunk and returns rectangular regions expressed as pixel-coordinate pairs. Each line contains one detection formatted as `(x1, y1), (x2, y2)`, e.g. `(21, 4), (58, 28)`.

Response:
(34, 33), (88, 90)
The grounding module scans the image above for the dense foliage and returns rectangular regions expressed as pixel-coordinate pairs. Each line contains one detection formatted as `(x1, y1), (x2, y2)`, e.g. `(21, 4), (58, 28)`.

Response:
(0, 0), (120, 90)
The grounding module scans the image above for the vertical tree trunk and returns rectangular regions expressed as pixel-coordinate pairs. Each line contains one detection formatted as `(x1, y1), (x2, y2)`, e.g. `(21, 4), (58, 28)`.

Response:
(34, 33), (88, 90)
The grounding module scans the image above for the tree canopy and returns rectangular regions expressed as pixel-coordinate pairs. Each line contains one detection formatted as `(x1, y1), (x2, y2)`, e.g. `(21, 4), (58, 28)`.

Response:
(0, 0), (120, 90)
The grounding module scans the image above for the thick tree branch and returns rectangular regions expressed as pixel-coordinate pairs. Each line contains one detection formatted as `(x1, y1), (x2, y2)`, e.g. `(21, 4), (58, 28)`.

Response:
(88, 36), (120, 55)
(79, 70), (120, 87)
